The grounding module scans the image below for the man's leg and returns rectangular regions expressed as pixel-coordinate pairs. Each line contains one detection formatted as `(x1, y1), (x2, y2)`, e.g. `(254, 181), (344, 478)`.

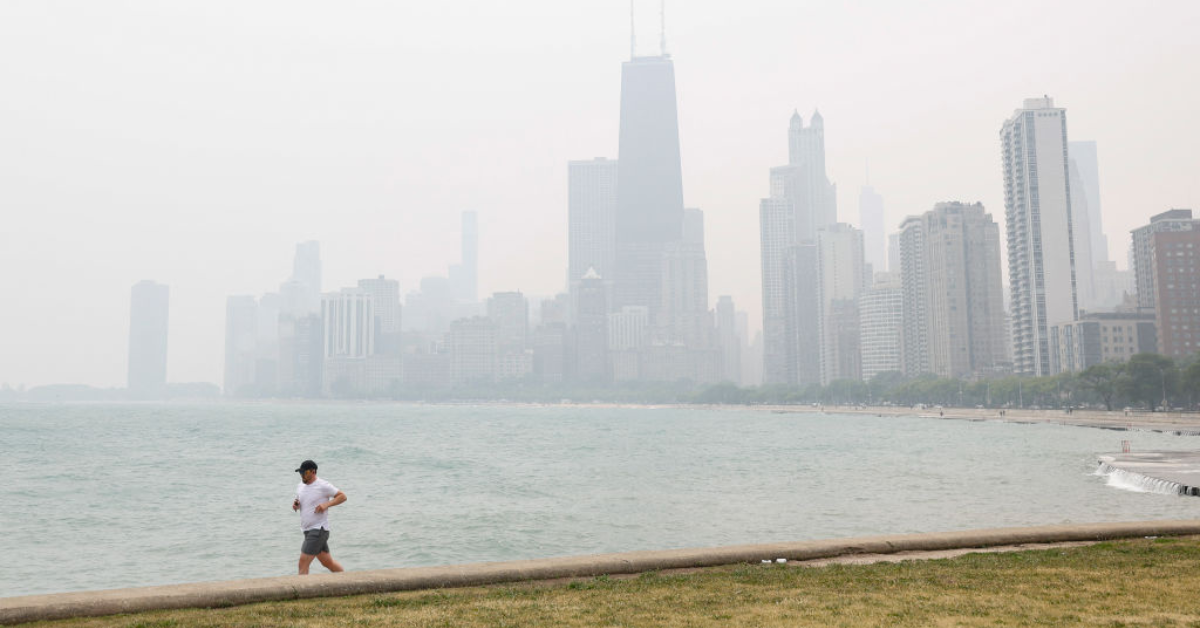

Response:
(298, 553), (317, 575)
(316, 551), (343, 572)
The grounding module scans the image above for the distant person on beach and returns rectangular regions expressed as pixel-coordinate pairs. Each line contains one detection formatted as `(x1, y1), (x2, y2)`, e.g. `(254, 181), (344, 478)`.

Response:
(292, 459), (347, 575)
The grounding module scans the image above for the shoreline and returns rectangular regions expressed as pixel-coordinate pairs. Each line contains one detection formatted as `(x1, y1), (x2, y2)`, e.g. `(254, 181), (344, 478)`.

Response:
(4, 520), (1199, 625)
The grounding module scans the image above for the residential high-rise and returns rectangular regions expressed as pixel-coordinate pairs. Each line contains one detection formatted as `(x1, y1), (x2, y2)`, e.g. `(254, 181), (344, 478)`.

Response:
(568, 158), (618, 284)
(859, 274), (902, 381)
(613, 53), (685, 321)
(1150, 228), (1200, 359)
(782, 243), (821, 386)
(1000, 97), (1079, 376)
(1132, 209), (1198, 309)
(859, 184), (885, 276)
(898, 216), (930, 376)
(816, 224), (865, 384)
(127, 280), (169, 398)
(900, 203), (1006, 379)
(925, 203), (1006, 378)
(759, 196), (795, 384)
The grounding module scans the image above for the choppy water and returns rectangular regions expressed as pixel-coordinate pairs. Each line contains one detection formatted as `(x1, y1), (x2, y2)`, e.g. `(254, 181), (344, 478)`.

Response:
(5, 402), (1200, 597)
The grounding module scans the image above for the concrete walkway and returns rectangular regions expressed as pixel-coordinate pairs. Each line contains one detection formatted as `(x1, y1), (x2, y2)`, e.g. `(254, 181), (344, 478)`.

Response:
(4, 520), (1199, 625)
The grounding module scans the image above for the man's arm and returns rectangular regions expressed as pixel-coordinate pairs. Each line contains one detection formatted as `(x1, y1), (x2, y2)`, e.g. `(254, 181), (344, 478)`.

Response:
(314, 491), (346, 514)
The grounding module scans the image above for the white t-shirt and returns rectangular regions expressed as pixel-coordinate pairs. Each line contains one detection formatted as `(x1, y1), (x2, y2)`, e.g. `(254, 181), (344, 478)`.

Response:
(296, 477), (340, 531)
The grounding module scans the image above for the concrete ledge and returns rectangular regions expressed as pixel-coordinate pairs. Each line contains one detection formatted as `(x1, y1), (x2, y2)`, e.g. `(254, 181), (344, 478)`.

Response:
(5, 520), (1200, 625)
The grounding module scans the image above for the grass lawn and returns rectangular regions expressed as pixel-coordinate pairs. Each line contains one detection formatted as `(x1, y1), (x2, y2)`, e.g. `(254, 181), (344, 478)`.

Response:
(25, 536), (1200, 627)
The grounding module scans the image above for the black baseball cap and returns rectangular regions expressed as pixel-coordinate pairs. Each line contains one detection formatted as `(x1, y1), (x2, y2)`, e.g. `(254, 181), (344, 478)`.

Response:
(295, 460), (318, 473)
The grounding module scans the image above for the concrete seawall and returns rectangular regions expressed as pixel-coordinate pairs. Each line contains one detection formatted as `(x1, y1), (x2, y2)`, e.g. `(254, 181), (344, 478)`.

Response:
(4, 520), (1200, 625)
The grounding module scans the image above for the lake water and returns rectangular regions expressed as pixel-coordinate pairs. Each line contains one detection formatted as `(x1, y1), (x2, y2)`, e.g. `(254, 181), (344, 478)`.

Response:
(6, 402), (1200, 598)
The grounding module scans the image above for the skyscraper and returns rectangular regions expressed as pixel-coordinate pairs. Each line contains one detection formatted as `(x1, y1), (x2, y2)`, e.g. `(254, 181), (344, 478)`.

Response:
(759, 196), (795, 384)
(358, 275), (402, 356)
(816, 224), (865, 384)
(898, 216), (931, 376)
(449, 211), (478, 304)
(1000, 97), (1079, 376)
(759, 110), (837, 385)
(788, 110), (838, 234)
(1067, 152), (1096, 310)
(859, 184), (885, 276)
(568, 158), (618, 284)
(1069, 141), (1109, 265)
(900, 203), (1006, 379)
(127, 280), (169, 398)
(782, 243), (821, 386)
(614, 53), (685, 320)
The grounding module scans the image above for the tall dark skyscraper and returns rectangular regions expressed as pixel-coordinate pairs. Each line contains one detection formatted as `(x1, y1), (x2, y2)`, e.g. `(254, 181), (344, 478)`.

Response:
(614, 53), (685, 317)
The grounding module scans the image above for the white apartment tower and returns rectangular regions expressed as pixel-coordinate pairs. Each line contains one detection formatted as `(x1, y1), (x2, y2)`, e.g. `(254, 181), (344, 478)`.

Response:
(858, 274), (902, 381)
(1000, 97), (1079, 376)
(898, 216), (930, 376)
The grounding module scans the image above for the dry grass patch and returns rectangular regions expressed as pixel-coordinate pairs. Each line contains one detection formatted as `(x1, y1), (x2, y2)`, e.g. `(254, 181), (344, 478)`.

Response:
(23, 537), (1200, 627)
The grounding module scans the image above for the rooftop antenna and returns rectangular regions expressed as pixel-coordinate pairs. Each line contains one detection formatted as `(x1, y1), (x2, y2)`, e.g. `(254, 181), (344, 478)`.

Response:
(630, 0), (636, 59)
(660, 0), (667, 56)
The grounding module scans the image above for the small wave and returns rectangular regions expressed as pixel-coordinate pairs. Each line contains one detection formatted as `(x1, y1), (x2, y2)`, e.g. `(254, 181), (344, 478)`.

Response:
(1095, 462), (1185, 496)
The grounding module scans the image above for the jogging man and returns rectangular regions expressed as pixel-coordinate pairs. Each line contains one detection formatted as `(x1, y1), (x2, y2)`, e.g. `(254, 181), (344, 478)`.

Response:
(292, 459), (347, 575)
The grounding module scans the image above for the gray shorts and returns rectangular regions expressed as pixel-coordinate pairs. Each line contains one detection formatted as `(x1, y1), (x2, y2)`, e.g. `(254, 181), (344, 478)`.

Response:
(301, 528), (330, 556)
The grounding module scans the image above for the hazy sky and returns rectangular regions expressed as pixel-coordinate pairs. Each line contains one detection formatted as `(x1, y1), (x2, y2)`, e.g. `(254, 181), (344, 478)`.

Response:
(2, 1), (1198, 388)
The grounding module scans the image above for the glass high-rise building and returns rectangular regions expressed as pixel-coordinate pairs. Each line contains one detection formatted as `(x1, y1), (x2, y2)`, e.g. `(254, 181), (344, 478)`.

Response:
(614, 54), (685, 319)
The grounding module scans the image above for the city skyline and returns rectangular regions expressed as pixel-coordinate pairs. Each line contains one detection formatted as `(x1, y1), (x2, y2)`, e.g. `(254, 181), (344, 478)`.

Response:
(3, 1), (1199, 387)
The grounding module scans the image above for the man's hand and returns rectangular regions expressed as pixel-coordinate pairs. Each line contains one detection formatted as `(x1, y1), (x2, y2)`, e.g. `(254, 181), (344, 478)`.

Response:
(314, 502), (328, 514)
(292, 498), (300, 512)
